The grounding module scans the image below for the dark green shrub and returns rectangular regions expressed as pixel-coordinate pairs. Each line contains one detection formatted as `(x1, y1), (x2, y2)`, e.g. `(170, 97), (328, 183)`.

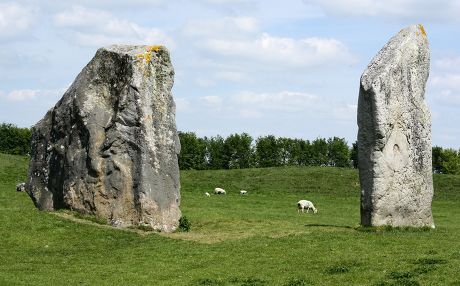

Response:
(178, 216), (191, 232)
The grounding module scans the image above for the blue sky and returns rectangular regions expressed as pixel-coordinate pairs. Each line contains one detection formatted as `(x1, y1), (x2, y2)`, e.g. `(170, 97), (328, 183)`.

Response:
(1, 0), (459, 148)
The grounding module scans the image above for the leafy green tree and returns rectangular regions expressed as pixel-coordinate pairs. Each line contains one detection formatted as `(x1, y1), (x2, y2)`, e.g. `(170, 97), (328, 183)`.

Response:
(277, 137), (303, 166)
(327, 137), (350, 167)
(223, 133), (253, 169)
(177, 132), (206, 170)
(206, 135), (226, 170)
(432, 146), (443, 173)
(440, 148), (460, 175)
(311, 138), (328, 166)
(255, 135), (281, 167)
(297, 139), (312, 166)
(0, 123), (31, 155)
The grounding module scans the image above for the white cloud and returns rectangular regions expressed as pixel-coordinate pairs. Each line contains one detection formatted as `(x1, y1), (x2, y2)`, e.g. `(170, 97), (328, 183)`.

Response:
(54, 6), (172, 47)
(433, 89), (460, 106)
(0, 2), (37, 39)
(303, 0), (460, 22)
(233, 91), (318, 113)
(200, 96), (223, 109)
(67, 0), (166, 9)
(331, 104), (358, 121)
(430, 72), (460, 106)
(435, 57), (460, 71)
(239, 109), (263, 119)
(431, 74), (460, 91)
(203, 33), (354, 68)
(6, 89), (38, 101)
(229, 90), (359, 122)
(182, 16), (354, 69)
(195, 78), (216, 87)
(2, 88), (66, 102)
(215, 71), (246, 82)
(175, 98), (192, 111)
(304, 0), (412, 17)
(182, 16), (258, 39)
(196, 0), (258, 13)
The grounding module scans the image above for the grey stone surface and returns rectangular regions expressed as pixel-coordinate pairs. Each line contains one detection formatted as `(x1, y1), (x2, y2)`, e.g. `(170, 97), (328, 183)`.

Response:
(26, 45), (181, 232)
(16, 182), (26, 192)
(357, 25), (434, 228)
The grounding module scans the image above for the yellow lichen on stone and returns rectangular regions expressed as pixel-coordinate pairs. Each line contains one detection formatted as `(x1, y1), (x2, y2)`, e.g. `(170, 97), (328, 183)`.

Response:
(146, 45), (163, 53)
(136, 45), (163, 63)
(136, 53), (151, 63)
(418, 24), (427, 37)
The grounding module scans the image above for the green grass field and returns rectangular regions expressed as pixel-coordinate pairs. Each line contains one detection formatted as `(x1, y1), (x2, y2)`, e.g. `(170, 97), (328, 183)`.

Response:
(1, 153), (459, 286)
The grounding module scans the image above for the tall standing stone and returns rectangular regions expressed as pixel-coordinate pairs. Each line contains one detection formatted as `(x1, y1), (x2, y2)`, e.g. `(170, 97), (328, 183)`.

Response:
(357, 25), (434, 228)
(26, 45), (181, 232)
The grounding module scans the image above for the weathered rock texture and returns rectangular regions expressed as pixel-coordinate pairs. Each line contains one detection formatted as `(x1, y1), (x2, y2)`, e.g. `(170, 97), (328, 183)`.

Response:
(26, 45), (181, 232)
(358, 25), (434, 228)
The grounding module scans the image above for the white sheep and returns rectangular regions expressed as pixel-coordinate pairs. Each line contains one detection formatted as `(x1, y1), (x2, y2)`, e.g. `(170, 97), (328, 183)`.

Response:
(297, 200), (317, 213)
(205, 192), (210, 197)
(214, 187), (226, 195)
(240, 190), (247, 195)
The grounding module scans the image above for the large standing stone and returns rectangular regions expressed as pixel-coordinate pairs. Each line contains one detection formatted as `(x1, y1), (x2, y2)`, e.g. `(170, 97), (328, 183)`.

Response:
(26, 45), (181, 232)
(357, 25), (434, 228)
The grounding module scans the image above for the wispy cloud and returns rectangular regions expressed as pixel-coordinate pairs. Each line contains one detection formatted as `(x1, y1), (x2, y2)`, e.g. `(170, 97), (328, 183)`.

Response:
(233, 91), (318, 112)
(431, 73), (460, 91)
(1, 88), (66, 102)
(303, 0), (460, 22)
(435, 56), (460, 71)
(435, 90), (460, 106)
(200, 96), (223, 109)
(182, 16), (355, 70)
(429, 54), (460, 106)
(6, 89), (38, 101)
(54, 6), (173, 47)
(182, 17), (259, 39)
(202, 33), (355, 68)
(175, 98), (192, 111)
(0, 2), (37, 40)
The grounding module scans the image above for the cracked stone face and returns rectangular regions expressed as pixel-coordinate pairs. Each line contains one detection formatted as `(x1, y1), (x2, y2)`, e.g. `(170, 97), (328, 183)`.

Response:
(357, 25), (435, 228)
(26, 45), (181, 232)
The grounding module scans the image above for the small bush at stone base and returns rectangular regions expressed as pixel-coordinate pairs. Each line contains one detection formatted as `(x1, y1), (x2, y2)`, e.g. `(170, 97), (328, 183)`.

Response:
(179, 216), (191, 232)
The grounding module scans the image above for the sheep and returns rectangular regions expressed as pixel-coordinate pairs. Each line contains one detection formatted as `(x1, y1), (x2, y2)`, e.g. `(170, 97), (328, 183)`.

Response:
(239, 190), (247, 195)
(205, 192), (210, 197)
(297, 200), (317, 213)
(214, 187), (226, 195)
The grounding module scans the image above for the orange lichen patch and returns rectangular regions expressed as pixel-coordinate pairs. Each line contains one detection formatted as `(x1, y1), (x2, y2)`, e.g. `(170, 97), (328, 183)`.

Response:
(146, 45), (163, 53)
(136, 53), (152, 63)
(418, 24), (427, 37)
(136, 45), (163, 63)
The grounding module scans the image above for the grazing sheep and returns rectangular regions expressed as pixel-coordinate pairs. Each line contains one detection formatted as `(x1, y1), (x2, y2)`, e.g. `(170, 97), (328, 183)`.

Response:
(214, 187), (226, 195)
(205, 192), (210, 197)
(240, 190), (247, 195)
(297, 200), (317, 213)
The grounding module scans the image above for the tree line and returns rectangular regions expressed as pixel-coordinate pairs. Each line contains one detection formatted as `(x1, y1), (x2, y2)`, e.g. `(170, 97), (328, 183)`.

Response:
(0, 123), (458, 174)
(179, 132), (460, 175)
(0, 123), (31, 155)
(179, 131), (355, 170)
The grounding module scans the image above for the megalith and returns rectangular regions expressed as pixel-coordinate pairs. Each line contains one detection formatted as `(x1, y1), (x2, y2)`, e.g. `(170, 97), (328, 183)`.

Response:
(357, 25), (434, 228)
(26, 45), (181, 232)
